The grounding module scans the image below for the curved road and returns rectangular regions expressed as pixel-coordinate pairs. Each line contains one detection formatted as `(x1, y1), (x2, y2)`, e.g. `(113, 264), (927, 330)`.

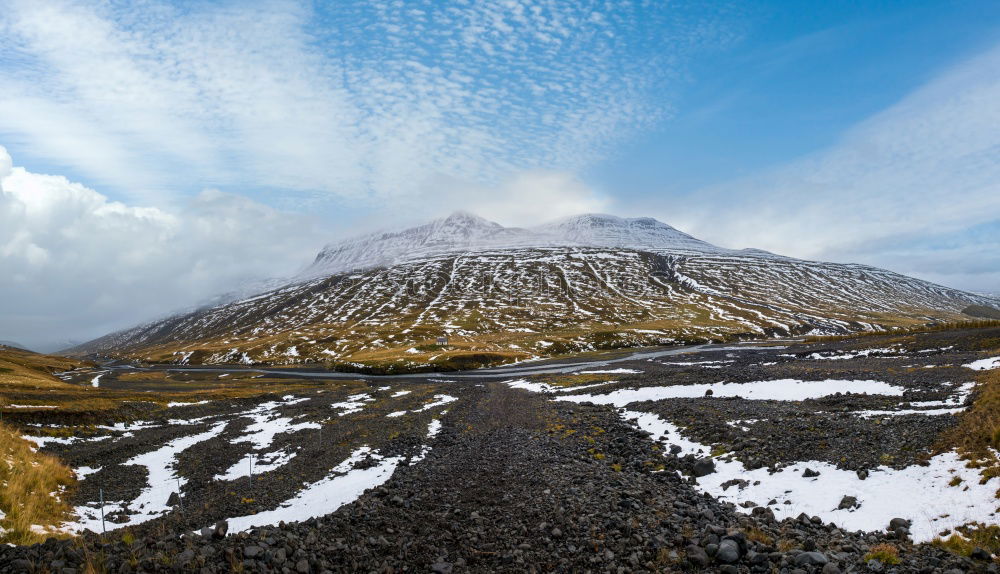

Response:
(104, 341), (791, 381)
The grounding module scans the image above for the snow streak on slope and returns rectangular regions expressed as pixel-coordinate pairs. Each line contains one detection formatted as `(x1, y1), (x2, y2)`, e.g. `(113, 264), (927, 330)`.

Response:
(72, 242), (995, 368)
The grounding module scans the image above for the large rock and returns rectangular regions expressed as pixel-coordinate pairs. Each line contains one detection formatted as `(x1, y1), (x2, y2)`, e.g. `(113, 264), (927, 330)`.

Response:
(794, 552), (829, 566)
(838, 495), (859, 510)
(213, 520), (229, 539)
(175, 549), (195, 565)
(686, 545), (710, 568)
(888, 517), (911, 531)
(715, 539), (741, 564)
(971, 547), (992, 561)
(693, 458), (716, 477)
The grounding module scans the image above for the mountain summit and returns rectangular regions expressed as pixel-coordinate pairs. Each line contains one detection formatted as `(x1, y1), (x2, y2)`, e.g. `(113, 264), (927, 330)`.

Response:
(304, 211), (724, 278)
(533, 213), (718, 252)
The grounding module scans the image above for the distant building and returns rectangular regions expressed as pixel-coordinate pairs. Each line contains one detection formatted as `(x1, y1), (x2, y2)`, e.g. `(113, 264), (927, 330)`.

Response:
(436, 336), (448, 346)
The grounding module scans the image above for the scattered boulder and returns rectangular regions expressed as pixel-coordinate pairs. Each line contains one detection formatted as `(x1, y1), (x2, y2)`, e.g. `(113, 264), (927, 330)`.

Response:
(693, 458), (716, 477)
(715, 539), (741, 564)
(213, 520), (229, 539)
(794, 551), (829, 566)
(686, 545), (710, 568)
(175, 548), (195, 565)
(803, 468), (821, 478)
(971, 547), (992, 561)
(838, 495), (859, 510)
(888, 517), (911, 531)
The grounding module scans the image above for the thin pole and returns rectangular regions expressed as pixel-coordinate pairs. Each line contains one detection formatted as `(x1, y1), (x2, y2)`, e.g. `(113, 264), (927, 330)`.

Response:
(176, 477), (183, 511)
(99, 487), (106, 535)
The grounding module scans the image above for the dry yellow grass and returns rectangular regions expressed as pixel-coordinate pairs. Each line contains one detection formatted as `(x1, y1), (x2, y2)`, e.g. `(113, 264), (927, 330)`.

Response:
(938, 366), (1000, 486)
(2, 376), (357, 414)
(864, 543), (901, 565)
(932, 524), (1000, 557)
(537, 373), (620, 387)
(804, 319), (1000, 343)
(0, 346), (90, 391)
(0, 421), (76, 544)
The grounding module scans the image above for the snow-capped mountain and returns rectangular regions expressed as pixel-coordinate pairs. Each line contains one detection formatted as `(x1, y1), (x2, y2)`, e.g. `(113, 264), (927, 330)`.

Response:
(71, 212), (1000, 370)
(302, 211), (727, 278)
(533, 214), (724, 253)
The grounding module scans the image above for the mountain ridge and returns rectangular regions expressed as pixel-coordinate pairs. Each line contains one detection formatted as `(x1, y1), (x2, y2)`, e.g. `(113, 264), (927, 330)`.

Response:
(302, 211), (731, 279)
(67, 212), (999, 370)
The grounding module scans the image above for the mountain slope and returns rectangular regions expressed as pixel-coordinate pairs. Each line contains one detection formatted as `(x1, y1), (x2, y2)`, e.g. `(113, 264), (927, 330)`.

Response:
(0, 346), (90, 391)
(71, 213), (999, 370)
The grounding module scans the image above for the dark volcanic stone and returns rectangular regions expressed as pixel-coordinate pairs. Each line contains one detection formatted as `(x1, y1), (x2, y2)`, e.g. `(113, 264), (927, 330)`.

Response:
(693, 458), (716, 477)
(213, 520), (228, 539)
(795, 551), (829, 566)
(888, 517), (911, 531)
(715, 539), (741, 564)
(838, 495), (859, 510)
(971, 547), (992, 561)
(686, 545), (710, 568)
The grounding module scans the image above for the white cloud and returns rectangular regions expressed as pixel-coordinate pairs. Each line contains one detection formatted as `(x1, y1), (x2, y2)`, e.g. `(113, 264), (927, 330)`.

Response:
(0, 0), (725, 205)
(670, 41), (1000, 292)
(440, 171), (612, 227)
(0, 146), (327, 350)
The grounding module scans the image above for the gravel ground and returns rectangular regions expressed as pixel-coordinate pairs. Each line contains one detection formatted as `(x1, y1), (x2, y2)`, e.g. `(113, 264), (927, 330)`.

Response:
(2, 327), (999, 573)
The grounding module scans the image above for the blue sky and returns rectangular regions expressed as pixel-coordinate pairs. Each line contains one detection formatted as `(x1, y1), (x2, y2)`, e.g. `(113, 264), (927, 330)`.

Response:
(594, 1), (1000, 195)
(0, 0), (998, 348)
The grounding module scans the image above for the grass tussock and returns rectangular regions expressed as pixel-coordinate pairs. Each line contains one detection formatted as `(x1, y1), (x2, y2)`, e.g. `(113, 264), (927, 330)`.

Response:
(0, 421), (76, 544)
(938, 367), (1000, 482)
(932, 524), (1000, 557)
(864, 543), (901, 565)
(744, 527), (773, 546)
(538, 373), (619, 387)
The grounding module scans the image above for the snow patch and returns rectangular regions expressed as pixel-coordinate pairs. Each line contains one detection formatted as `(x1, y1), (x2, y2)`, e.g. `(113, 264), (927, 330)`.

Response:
(964, 356), (1000, 371)
(223, 447), (402, 531)
(216, 449), (296, 481)
(72, 422), (228, 532)
(330, 393), (375, 416)
(623, 410), (999, 542)
(559, 379), (905, 406)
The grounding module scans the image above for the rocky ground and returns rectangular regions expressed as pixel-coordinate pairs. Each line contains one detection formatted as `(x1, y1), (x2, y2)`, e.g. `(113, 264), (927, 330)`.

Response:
(2, 327), (999, 572)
